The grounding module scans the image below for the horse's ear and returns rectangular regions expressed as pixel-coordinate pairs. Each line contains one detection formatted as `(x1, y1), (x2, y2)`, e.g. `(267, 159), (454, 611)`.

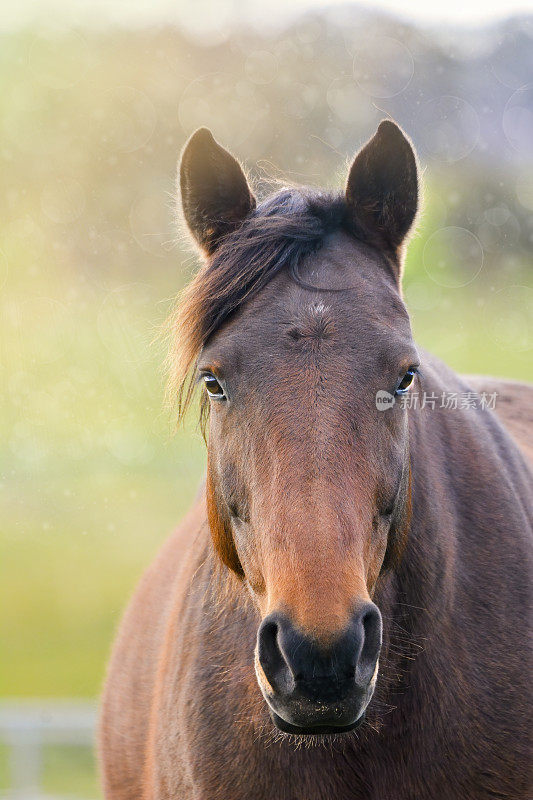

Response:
(179, 128), (256, 257)
(345, 120), (419, 269)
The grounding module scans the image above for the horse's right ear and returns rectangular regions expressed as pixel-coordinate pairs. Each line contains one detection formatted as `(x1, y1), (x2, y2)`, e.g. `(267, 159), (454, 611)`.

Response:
(179, 128), (256, 257)
(344, 120), (419, 267)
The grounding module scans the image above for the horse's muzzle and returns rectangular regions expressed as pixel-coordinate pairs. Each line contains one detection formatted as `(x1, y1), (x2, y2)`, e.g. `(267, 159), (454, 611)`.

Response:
(255, 604), (382, 735)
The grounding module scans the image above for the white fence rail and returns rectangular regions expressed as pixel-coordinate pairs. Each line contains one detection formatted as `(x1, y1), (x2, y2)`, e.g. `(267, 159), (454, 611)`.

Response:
(0, 701), (97, 800)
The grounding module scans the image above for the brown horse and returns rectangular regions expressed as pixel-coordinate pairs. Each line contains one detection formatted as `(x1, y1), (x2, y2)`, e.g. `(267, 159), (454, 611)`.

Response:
(99, 121), (533, 799)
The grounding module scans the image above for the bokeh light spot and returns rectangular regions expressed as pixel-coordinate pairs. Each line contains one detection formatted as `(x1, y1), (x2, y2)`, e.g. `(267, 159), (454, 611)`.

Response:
(418, 96), (480, 163)
(41, 178), (85, 224)
(178, 74), (268, 147)
(423, 226), (483, 288)
(484, 286), (533, 353)
(94, 87), (156, 154)
(503, 85), (533, 160)
(352, 36), (413, 99)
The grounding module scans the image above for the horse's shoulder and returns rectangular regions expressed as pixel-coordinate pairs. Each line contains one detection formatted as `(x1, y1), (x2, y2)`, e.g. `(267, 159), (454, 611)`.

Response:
(98, 494), (209, 799)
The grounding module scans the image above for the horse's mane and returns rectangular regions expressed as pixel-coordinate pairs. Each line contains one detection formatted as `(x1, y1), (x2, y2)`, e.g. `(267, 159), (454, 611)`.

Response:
(167, 188), (347, 423)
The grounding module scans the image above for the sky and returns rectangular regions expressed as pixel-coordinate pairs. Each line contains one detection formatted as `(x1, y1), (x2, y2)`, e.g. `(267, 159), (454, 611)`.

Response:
(2, 0), (533, 32)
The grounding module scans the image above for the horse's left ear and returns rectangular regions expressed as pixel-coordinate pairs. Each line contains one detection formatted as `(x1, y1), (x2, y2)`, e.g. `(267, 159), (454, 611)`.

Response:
(345, 120), (419, 270)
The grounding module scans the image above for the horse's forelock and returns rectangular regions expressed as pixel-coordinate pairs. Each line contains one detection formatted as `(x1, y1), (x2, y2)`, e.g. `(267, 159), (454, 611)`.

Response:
(167, 188), (345, 424)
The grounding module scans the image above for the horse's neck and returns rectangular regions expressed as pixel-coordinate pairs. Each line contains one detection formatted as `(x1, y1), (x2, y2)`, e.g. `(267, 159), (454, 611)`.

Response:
(393, 361), (532, 624)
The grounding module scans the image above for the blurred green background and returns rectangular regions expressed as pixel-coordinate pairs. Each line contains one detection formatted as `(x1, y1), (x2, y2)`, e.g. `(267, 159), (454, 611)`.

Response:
(1, 6), (532, 796)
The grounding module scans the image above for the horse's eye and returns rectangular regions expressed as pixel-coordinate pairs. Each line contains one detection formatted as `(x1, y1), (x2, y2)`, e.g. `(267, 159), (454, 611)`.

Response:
(395, 368), (417, 396)
(203, 373), (225, 399)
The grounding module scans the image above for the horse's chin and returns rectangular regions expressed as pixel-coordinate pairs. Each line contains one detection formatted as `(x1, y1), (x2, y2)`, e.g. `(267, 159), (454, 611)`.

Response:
(269, 709), (366, 736)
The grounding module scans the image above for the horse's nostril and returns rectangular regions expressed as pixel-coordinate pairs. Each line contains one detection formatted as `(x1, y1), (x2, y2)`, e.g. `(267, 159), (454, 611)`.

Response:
(257, 615), (295, 695)
(257, 619), (278, 667)
(357, 603), (382, 683)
